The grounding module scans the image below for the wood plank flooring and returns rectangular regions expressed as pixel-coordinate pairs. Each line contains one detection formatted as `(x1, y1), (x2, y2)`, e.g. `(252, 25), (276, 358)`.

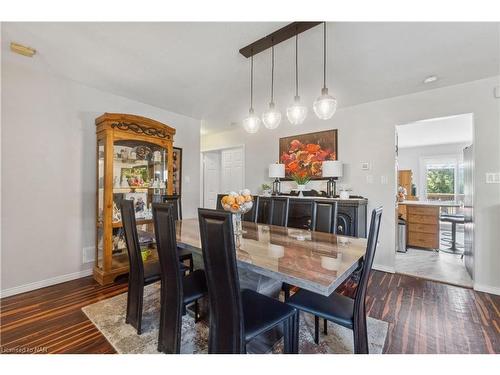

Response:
(1, 271), (499, 354)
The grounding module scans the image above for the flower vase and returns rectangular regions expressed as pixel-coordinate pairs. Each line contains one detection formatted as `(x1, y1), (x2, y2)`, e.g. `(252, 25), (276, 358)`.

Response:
(297, 184), (306, 197)
(233, 213), (242, 247)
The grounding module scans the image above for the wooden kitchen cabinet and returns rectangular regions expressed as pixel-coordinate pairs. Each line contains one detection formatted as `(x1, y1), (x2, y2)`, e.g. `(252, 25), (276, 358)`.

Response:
(405, 205), (439, 249)
(398, 170), (417, 200)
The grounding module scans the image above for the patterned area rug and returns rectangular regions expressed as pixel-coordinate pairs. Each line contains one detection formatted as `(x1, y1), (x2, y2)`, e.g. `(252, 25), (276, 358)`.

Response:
(82, 282), (388, 354)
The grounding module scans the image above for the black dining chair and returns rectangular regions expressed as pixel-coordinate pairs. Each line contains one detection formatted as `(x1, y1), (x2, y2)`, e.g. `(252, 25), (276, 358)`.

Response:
(311, 200), (339, 234)
(286, 207), (383, 353)
(163, 195), (194, 273)
(152, 203), (207, 353)
(198, 208), (298, 354)
(283, 200), (338, 301)
(269, 196), (289, 227)
(120, 199), (162, 335)
(242, 195), (259, 223)
(309, 200), (339, 335)
(216, 193), (225, 210)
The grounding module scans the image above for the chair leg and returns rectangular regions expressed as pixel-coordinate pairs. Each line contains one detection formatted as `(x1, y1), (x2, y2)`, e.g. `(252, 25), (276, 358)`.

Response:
(136, 289), (144, 335)
(194, 300), (199, 323)
(126, 282), (144, 335)
(293, 311), (300, 354)
(189, 254), (194, 274)
(323, 319), (328, 335)
(314, 315), (319, 345)
(353, 316), (369, 354)
(283, 318), (292, 354)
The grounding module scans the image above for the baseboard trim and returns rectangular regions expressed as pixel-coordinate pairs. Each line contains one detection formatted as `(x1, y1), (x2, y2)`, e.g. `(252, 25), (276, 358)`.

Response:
(0, 269), (93, 299)
(373, 264), (395, 274)
(473, 283), (500, 296)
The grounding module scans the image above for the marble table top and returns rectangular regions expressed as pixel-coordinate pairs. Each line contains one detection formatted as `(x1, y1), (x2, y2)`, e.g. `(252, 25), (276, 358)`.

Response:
(176, 219), (367, 296)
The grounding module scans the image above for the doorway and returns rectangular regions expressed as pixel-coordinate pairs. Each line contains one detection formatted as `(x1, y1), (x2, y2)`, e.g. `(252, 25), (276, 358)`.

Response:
(201, 146), (245, 209)
(395, 114), (474, 288)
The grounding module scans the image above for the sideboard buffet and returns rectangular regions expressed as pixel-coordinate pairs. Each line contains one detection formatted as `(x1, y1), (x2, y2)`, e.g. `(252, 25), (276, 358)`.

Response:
(256, 196), (368, 238)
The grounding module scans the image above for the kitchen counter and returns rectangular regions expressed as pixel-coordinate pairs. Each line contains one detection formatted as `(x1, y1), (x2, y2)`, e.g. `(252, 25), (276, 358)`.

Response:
(399, 200), (461, 207)
(398, 200), (460, 250)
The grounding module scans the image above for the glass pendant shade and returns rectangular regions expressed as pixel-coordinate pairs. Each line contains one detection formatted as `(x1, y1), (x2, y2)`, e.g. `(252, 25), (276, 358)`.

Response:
(286, 95), (308, 125)
(313, 87), (337, 120)
(243, 108), (261, 134)
(262, 102), (282, 129)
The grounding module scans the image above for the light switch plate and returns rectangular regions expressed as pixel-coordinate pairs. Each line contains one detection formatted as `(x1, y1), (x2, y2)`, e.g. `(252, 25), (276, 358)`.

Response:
(486, 172), (500, 183)
(381, 175), (388, 184)
(366, 174), (374, 184)
(361, 162), (371, 170)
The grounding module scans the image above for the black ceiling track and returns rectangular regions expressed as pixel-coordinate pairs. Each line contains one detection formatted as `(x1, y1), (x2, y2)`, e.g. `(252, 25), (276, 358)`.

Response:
(239, 22), (322, 58)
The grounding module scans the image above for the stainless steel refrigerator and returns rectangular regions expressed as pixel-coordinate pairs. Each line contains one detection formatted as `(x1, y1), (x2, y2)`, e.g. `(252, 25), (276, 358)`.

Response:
(463, 145), (474, 279)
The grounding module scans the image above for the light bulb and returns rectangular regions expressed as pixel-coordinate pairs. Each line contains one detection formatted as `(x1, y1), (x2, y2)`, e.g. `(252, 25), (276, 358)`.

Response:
(262, 102), (282, 129)
(243, 108), (261, 133)
(313, 87), (337, 120)
(286, 96), (308, 125)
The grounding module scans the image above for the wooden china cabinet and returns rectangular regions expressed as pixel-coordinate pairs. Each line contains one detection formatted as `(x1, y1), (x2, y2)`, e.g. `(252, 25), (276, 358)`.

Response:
(94, 113), (176, 285)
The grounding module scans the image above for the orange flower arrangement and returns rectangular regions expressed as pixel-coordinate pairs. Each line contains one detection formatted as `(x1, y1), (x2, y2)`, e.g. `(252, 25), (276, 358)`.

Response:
(281, 139), (336, 178)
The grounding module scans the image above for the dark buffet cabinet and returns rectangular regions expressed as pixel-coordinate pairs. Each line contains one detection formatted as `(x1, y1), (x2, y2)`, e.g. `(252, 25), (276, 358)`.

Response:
(256, 196), (368, 238)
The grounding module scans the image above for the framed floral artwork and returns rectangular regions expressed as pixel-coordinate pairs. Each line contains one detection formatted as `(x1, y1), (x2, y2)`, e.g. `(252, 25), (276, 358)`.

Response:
(279, 129), (338, 179)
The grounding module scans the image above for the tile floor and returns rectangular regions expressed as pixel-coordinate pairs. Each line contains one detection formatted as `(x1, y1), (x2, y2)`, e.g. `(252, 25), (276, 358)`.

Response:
(395, 223), (473, 287)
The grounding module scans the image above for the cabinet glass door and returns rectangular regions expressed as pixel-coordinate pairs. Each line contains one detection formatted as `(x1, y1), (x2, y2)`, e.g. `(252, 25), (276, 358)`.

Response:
(110, 140), (168, 270)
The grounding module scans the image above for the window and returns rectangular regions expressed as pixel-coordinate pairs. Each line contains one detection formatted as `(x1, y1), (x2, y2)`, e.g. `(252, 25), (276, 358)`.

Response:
(426, 162), (455, 194)
(420, 155), (463, 202)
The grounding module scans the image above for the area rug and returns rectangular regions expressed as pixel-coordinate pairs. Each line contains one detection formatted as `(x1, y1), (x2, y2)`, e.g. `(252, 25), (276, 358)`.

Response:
(82, 282), (388, 354)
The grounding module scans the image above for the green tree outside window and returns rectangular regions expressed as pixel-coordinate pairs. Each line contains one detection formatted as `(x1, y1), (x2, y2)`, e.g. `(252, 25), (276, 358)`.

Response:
(427, 168), (455, 194)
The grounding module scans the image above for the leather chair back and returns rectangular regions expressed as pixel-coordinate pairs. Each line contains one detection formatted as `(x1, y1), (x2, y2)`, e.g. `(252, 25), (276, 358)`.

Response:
(120, 199), (144, 283)
(312, 200), (338, 234)
(162, 195), (182, 220)
(353, 207), (383, 319)
(152, 203), (183, 353)
(216, 194), (225, 210)
(242, 196), (259, 222)
(198, 208), (245, 353)
(269, 197), (289, 227)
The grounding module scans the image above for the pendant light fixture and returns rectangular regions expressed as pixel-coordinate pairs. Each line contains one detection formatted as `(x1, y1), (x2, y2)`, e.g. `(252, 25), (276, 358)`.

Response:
(313, 22), (337, 120)
(286, 33), (308, 125)
(262, 43), (282, 129)
(243, 54), (261, 134)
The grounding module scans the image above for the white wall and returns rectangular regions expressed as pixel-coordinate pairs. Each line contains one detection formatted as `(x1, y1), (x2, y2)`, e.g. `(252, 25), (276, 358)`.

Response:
(1, 56), (201, 294)
(202, 76), (500, 293)
(398, 142), (470, 197)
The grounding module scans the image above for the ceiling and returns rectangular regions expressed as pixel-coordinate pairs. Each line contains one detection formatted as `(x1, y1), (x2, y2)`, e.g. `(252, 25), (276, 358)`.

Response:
(2, 22), (499, 134)
(397, 113), (473, 148)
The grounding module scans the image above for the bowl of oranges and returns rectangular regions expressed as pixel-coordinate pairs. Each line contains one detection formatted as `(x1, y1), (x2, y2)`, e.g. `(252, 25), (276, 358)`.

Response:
(220, 189), (253, 215)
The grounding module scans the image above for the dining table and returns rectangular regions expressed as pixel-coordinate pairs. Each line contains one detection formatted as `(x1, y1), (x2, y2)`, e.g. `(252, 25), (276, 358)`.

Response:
(175, 218), (368, 297)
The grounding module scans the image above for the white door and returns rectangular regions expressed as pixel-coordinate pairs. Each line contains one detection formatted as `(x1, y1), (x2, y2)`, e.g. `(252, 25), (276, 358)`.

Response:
(221, 147), (244, 194)
(203, 152), (221, 208)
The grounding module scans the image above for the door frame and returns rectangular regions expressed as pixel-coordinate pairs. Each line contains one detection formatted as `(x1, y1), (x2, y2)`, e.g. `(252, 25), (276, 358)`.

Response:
(394, 113), (475, 284)
(200, 144), (246, 208)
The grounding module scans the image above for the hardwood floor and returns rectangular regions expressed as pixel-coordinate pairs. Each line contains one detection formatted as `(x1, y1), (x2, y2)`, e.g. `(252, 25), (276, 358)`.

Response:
(1, 271), (499, 354)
